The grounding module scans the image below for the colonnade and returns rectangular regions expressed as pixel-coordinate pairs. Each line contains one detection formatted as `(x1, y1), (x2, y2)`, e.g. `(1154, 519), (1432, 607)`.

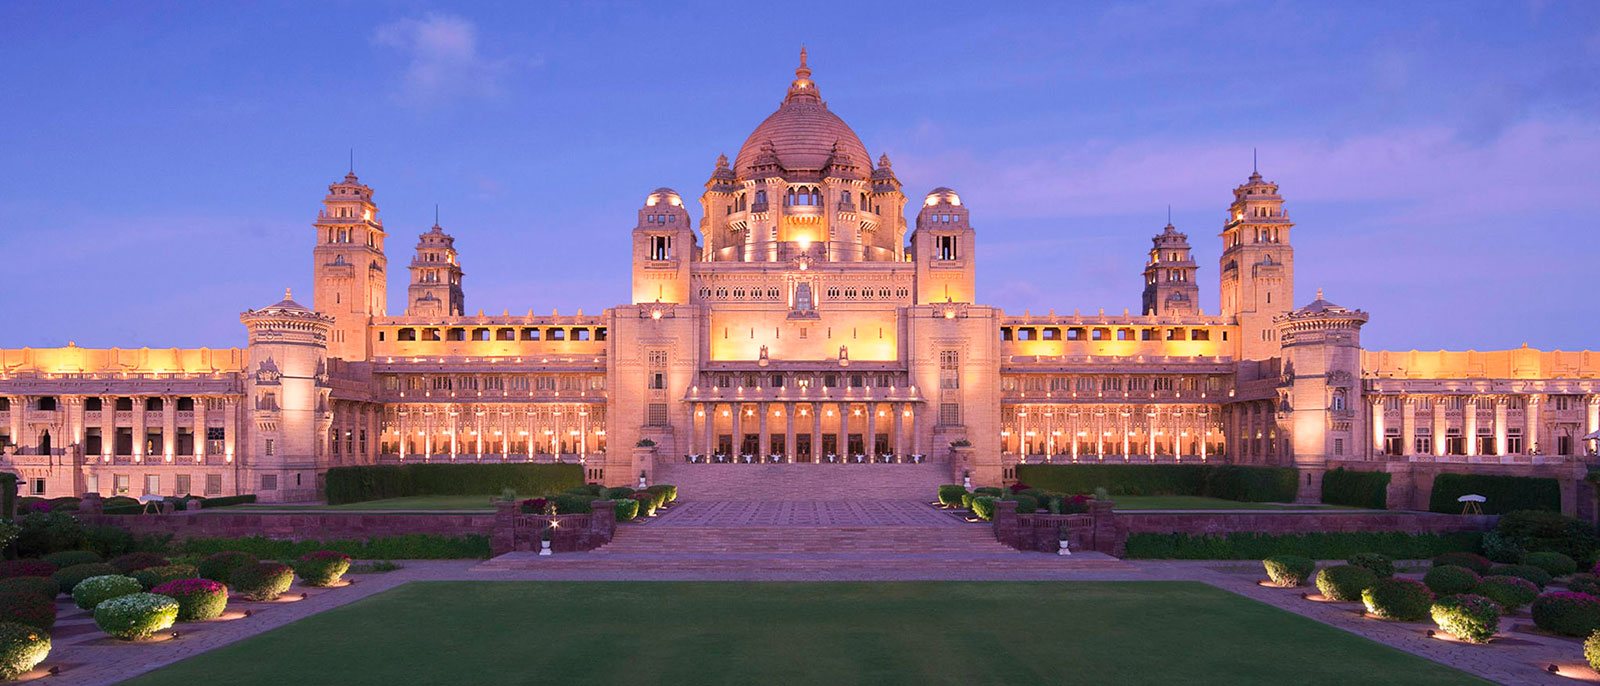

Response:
(1001, 404), (1225, 461)
(687, 401), (921, 459)
(1371, 394), (1600, 458)
(384, 402), (607, 460)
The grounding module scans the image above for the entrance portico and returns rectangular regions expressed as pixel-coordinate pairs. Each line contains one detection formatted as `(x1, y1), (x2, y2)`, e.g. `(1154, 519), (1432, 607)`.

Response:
(689, 397), (923, 462)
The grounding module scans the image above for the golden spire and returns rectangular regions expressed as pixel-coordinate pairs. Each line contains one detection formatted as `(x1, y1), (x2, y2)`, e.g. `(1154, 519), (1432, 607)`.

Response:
(786, 46), (818, 103)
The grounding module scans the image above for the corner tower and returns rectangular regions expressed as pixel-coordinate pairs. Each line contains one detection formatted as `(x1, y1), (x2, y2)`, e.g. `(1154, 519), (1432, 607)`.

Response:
(241, 290), (334, 502)
(1277, 291), (1368, 502)
(406, 222), (465, 317)
(1219, 168), (1294, 360)
(1142, 221), (1199, 316)
(911, 187), (976, 304)
(311, 172), (386, 361)
(632, 188), (696, 304)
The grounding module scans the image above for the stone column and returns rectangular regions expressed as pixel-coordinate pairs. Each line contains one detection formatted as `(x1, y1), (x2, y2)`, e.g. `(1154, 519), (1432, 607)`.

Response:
(222, 397), (238, 463)
(193, 397), (207, 461)
(865, 402), (878, 459)
(161, 395), (177, 463)
(1401, 398), (1416, 457)
(757, 402), (771, 458)
(836, 403), (849, 458)
(1463, 397), (1478, 457)
(893, 402), (905, 458)
(783, 403), (796, 461)
(1587, 396), (1600, 454)
(910, 404), (921, 455)
(131, 397), (147, 462)
(731, 403), (744, 455)
(1432, 398), (1448, 457)
(706, 403), (718, 456)
(810, 403), (821, 461)
(398, 409), (408, 460)
(1370, 396), (1385, 455)
(101, 395), (116, 460)
(1494, 398), (1508, 456)
(1526, 394), (1542, 455)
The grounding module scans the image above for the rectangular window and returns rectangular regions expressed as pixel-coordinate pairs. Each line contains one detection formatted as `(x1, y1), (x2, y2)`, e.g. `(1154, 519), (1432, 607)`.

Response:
(939, 350), (959, 390)
(206, 427), (225, 455)
(264, 438), (275, 456)
(260, 474), (277, 491)
(87, 474), (99, 495)
(935, 235), (959, 261)
(144, 474), (159, 495)
(1333, 438), (1344, 455)
(176, 474), (192, 496)
(939, 403), (960, 426)
(114, 474), (130, 495)
(647, 403), (669, 427)
(30, 478), (45, 495)
(205, 474), (223, 496)
(649, 372), (666, 390)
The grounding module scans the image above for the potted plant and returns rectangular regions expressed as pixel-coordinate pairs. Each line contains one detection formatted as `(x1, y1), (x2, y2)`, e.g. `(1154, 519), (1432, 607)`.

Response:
(538, 525), (554, 556)
(962, 469), (972, 490)
(1057, 526), (1072, 556)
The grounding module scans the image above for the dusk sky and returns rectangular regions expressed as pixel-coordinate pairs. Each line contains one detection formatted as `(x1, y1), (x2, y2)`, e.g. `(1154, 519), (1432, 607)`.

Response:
(1, 1), (1596, 352)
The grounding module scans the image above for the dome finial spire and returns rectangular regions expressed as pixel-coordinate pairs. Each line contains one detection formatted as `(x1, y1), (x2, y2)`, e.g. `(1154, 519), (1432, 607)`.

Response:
(785, 46), (819, 104)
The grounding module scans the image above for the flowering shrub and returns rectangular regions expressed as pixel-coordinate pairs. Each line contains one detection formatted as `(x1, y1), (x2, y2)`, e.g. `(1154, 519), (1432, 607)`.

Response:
(73, 575), (143, 610)
(42, 550), (101, 568)
(1362, 578), (1434, 621)
(1488, 564), (1553, 588)
(1262, 555), (1315, 587)
(94, 593), (178, 640)
(0, 577), (59, 601)
(152, 578), (229, 621)
(1058, 494), (1092, 515)
(294, 551), (351, 587)
(1430, 594), (1501, 644)
(0, 560), (56, 579)
(1532, 592), (1600, 637)
(197, 551), (258, 584)
(0, 621), (50, 680)
(1568, 574), (1600, 598)
(53, 562), (119, 594)
(1347, 553), (1395, 578)
(1475, 576), (1540, 611)
(109, 552), (170, 574)
(518, 498), (552, 515)
(0, 591), (55, 631)
(1316, 564), (1378, 602)
(131, 564), (199, 591)
(1523, 551), (1578, 577)
(1423, 565), (1482, 596)
(1586, 630), (1600, 672)
(230, 562), (294, 601)
(1432, 552), (1493, 575)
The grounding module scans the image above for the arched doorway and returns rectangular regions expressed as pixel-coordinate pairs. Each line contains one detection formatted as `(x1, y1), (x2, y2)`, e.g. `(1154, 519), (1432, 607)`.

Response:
(37, 430), (51, 456)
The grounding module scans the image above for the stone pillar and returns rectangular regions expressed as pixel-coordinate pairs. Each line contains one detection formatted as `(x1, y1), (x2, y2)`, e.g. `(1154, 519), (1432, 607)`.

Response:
(910, 403), (921, 455)
(731, 403), (743, 455)
(783, 402), (796, 461)
(1526, 394), (1541, 455)
(1401, 398), (1416, 457)
(131, 397), (147, 463)
(1588, 396), (1600, 455)
(757, 402), (770, 458)
(810, 403), (821, 461)
(223, 397), (239, 464)
(835, 403), (849, 458)
(101, 395), (116, 460)
(589, 499), (617, 540)
(193, 397), (207, 462)
(1370, 396), (1385, 455)
(866, 402), (878, 459)
(893, 402), (905, 458)
(7, 396), (23, 452)
(1494, 398), (1508, 456)
(991, 499), (1019, 549)
(1462, 397), (1478, 457)
(161, 395), (177, 463)
(491, 499), (518, 556)
(1088, 498), (1123, 556)
(1432, 398), (1448, 457)
(398, 410), (408, 460)
(705, 403), (717, 456)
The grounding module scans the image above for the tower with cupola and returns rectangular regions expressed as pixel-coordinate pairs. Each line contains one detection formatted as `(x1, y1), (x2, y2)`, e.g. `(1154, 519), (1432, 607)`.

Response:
(1219, 168), (1294, 360)
(1142, 221), (1200, 316)
(632, 188), (697, 304)
(911, 187), (976, 304)
(240, 290), (334, 502)
(311, 172), (387, 361)
(406, 222), (465, 317)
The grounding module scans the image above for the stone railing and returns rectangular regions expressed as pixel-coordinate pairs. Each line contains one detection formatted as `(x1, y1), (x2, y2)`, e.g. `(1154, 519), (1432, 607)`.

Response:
(992, 499), (1121, 555)
(491, 499), (615, 555)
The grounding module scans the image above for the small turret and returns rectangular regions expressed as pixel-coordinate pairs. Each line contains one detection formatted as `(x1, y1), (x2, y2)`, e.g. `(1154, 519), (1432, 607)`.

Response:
(1142, 219), (1199, 316)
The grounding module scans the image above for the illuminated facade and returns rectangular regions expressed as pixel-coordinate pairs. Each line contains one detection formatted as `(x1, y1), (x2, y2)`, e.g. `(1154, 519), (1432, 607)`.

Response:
(2, 51), (1597, 503)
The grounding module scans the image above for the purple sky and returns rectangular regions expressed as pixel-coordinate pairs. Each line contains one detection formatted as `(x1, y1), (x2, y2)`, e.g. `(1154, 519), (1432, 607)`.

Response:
(2, 2), (1596, 352)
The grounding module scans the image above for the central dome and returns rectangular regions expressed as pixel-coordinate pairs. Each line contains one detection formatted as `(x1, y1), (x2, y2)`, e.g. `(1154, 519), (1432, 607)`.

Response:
(733, 49), (871, 177)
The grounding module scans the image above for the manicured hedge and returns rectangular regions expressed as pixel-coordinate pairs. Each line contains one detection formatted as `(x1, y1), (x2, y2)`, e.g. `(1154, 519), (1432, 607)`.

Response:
(1431, 594), (1500, 644)
(1262, 555), (1315, 587)
(1362, 578), (1434, 621)
(1428, 473), (1560, 514)
(179, 534), (492, 560)
(1124, 531), (1482, 560)
(1423, 565), (1482, 596)
(1015, 464), (1296, 502)
(324, 464), (584, 505)
(1321, 468), (1390, 509)
(0, 621), (50, 680)
(1317, 564), (1378, 602)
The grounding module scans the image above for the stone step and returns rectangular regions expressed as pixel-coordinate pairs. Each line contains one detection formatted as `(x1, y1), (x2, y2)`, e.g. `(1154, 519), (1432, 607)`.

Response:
(599, 525), (1016, 555)
(653, 462), (953, 501)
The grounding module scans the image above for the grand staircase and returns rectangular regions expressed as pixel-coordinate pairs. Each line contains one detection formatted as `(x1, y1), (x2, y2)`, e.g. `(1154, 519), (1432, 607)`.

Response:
(650, 458), (952, 501)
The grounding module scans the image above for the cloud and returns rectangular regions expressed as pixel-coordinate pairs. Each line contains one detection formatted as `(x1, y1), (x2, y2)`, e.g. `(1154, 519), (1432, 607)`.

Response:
(372, 13), (520, 106)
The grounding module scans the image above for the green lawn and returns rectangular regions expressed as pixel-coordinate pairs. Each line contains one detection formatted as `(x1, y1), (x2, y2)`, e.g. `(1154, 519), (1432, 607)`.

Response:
(222, 495), (496, 511)
(120, 581), (1481, 686)
(1111, 495), (1354, 510)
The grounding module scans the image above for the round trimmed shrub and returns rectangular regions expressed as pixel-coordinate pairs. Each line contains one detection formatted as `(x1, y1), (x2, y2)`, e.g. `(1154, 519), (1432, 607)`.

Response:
(53, 562), (119, 594)
(631, 493), (657, 518)
(197, 551), (258, 584)
(1432, 552), (1492, 575)
(1586, 630), (1600, 672)
(1475, 576), (1540, 611)
(0, 560), (57, 579)
(1430, 594), (1501, 644)
(73, 575), (143, 610)
(0, 591), (55, 631)
(152, 578), (228, 622)
(1263, 555), (1315, 587)
(1316, 564), (1378, 602)
(937, 484), (968, 508)
(1489, 564), (1553, 588)
(1348, 553), (1395, 579)
(971, 496), (997, 521)
(1532, 592), (1600, 637)
(1524, 551), (1578, 577)
(1568, 573), (1600, 598)
(1362, 578), (1434, 621)
(647, 484), (677, 503)
(0, 577), (59, 601)
(0, 622), (50, 680)
(131, 564), (199, 591)
(294, 551), (351, 587)
(43, 550), (101, 568)
(612, 498), (639, 522)
(604, 487), (634, 500)
(108, 552), (169, 574)
(552, 493), (592, 515)
(1423, 565), (1482, 596)
(94, 593), (178, 640)
(229, 562), (294, 601)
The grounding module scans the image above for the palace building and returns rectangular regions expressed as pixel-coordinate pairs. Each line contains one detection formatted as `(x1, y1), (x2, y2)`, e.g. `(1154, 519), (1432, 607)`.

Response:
(2, 51), (1597, 505)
